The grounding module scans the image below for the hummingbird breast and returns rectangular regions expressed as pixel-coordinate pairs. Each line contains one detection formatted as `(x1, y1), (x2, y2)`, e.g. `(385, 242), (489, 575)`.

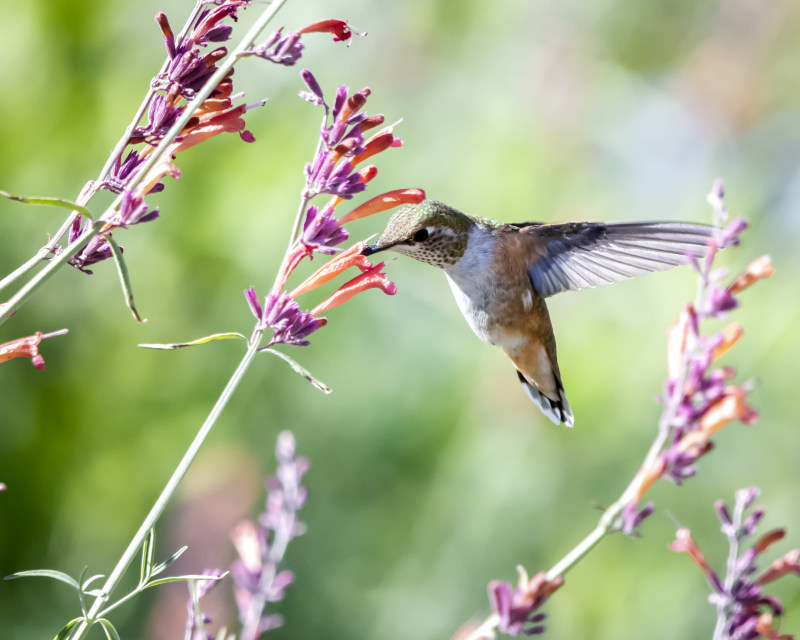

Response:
(443, 227), (541, 349)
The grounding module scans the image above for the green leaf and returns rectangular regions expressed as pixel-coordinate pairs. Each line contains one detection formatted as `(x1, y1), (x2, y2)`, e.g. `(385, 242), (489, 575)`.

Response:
(0, 190), (94, 220)
(98, 618), (121, 640)
(53, 617), (83, 640)
(5, 569), (80, 591)
(144, 572), (228, 590)
(151, 545), (187, 577)
(266, 348), (332, 394)
(139, 332), (249, 350)
(106, 234), (146, 323)
(139, 528), (156, 586)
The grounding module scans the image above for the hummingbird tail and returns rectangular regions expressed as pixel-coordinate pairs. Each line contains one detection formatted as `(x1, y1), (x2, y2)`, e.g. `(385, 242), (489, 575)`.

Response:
(516, 370), (574, 427)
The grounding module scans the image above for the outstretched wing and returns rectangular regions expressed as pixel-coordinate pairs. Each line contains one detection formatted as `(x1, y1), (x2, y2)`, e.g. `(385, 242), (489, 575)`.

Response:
(518, 221), (712, 298)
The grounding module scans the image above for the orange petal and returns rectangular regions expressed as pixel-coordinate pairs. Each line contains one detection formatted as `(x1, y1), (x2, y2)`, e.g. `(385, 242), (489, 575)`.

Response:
(729, 255), (775, 294)
(311, 262), (396, 315)
(289, 242), (369, 297)
(712, 323), (743, 362)
(669, 528), (715, 577)
(699, 386), (755, 435)
(339, 188), (426, 224)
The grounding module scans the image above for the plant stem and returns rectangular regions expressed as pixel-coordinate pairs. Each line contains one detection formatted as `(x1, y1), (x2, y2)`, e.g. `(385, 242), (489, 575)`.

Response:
(68, 335), (263, 640)
(1, 0), (290, 325)
(0, 221), (105, 326)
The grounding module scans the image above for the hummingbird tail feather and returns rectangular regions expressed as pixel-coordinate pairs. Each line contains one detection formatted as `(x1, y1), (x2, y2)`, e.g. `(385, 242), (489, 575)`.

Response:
(516, 370), (574, 427)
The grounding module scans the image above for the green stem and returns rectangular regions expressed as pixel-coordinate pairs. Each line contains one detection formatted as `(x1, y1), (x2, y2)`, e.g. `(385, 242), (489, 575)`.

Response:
(68, 335), (263, 640)
(1, 0), (290, 325)
(0, 222), (105, 326)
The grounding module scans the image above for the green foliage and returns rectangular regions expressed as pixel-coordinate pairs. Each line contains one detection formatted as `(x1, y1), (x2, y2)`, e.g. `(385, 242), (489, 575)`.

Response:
(2, 0), (799, 639)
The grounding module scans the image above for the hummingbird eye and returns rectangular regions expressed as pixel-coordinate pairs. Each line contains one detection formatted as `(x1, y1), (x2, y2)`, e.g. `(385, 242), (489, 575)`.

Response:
(413, 228), (430, 242)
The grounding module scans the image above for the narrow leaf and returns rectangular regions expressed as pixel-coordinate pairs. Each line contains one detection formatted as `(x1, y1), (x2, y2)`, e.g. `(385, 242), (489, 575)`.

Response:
(106, 234), (146, 323)
(144, 572), (228, 590)
(139, 332), (248, 350)
(151, 545), (188, 577)
(0, 190), (94, 220)
(5, 569), (80, 591)
(266, 348), (332, 394)
(98, 619), (121, 640)
(53, 618), (83, 640)
(81, 573), (107, 592)
(139, 528), (156, 586)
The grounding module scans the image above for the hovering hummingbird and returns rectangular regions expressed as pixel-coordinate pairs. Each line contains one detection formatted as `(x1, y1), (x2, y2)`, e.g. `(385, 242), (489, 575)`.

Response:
(362, 200), (713, 427)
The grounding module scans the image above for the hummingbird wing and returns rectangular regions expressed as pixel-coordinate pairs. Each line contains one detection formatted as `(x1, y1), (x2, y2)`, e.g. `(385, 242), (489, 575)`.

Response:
(516, 221), (712, 298)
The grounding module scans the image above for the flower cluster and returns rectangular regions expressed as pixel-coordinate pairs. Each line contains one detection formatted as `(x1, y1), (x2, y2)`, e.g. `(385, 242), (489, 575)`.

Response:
(299, 70), (401, 200)
(245, 74), (424, 349)
(0, 328), (68, 370)
(488, 567), (564, 636)
(63, 7), (358, 276)
(670, 488), (799, 640)
(230, 431), (308, 638)
(621, 181), (774, 535)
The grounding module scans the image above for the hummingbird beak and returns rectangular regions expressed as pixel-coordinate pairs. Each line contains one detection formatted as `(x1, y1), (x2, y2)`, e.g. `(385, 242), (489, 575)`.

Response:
(361, 244), (384, 256)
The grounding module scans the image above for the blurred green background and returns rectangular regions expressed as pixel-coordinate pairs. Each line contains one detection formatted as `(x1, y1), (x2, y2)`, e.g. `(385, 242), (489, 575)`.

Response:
(1, 0), (799, 638)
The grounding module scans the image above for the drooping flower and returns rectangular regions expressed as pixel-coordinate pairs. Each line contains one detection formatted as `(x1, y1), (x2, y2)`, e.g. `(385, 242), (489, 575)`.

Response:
(0, 329), (68, 370)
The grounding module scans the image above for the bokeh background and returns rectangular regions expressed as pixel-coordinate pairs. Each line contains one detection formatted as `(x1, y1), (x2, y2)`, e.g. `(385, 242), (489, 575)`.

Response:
(1, 0), (799, 638)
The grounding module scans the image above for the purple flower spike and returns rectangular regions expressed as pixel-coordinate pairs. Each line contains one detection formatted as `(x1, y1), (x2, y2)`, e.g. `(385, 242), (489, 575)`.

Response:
(672, 488), (799, 640)
(231, 431), (309, 640)
(301, 204), (349, 254)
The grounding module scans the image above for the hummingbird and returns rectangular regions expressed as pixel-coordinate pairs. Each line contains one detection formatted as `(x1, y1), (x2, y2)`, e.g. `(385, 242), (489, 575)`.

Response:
(362, 199), (713, 427)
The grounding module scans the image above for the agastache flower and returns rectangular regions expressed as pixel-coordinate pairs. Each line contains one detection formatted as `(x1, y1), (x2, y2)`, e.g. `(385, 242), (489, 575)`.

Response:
(670, 488), (799, 640)
(621, 181), (772, 531)
(67, 216), (115, 274)
(246, 290), (326, 348)
(231, 431), (309, 639)
(488, 566), (563, 636)
(243, 18), (358, 66)
(0, 329), (68, 370)
(299, 71), (403, 199)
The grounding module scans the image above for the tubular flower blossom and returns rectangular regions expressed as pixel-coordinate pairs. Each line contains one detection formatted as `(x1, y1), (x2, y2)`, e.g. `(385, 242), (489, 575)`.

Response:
(670, 488), (799, 640)
(0, 329), (69, 370)
(488, 566), (563, 636)
(621, 181), (772, 535)
(299, 70), (403, 200)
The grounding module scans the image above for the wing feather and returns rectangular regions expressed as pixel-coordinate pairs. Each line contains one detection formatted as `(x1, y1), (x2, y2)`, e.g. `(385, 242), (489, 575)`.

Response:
(524, 221), (711, 298)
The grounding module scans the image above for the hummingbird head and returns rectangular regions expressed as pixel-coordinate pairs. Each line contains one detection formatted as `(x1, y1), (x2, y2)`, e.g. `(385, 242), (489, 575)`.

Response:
(362, 200), (473, 268)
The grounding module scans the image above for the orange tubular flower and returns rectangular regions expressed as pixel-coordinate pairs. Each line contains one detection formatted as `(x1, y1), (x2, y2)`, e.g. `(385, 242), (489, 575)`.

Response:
(0, 329), (68, 370)
(289, 242), (371, 298)
(339, 188), (426, 224)
(729, 255), (775, 294)
(311, 262), (396, 315)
